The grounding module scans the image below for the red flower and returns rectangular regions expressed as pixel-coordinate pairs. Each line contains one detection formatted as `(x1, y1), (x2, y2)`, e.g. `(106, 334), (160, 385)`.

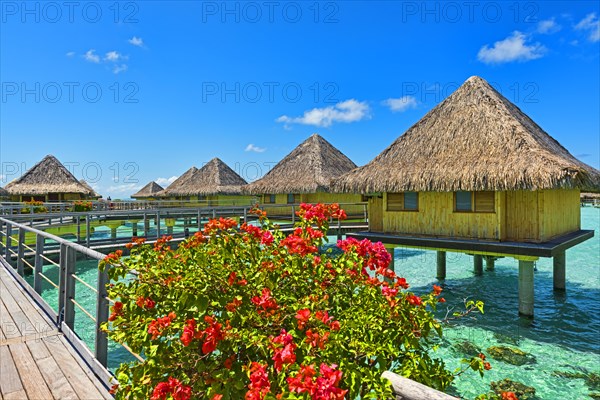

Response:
(148, 312), (176, 340)
(261, 231), (274, 246)
(151, 378), (192, 400)
(201, 315), (225, 354)
(212, 395), (223, 400)
(478, 353), (486, 360)
(108, 301), (124, 321)
(484, 362), (492, 370)
(433, 284), (443, 296)
(271, 330), (297, 372)
(295, 309), (311, 330)
(407, 294), (422, 306)
(246, 362), (270, 400)
(501, 392), (519, 400)
(151, 382), (171, 400)
(136, 296), (155, 309)
(251, 288), (278, 315)
(180, 319), (196, 347)
(226, 297), (243, 312)
(288, 364), (347, 399)
(103, 250), (122, 264)
(382, 286), (398, 297)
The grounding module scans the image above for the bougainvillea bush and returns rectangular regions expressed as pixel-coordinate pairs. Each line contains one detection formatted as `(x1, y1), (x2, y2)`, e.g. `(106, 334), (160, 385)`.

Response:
(101, 204), (488, 399)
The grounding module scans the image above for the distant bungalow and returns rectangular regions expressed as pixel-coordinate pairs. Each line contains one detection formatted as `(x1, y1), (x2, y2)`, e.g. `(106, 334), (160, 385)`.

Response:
(5, 155), (100, 202)
(157, 158), (254, 206)
(131, 181), (164, 200)
(334, 76), (600, 316)
(80, 180), (102, 200)
(243, 134), (362, 214)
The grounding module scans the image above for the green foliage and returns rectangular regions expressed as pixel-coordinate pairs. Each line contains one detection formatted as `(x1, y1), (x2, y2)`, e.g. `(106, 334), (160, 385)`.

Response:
(100, 204), (488, 400)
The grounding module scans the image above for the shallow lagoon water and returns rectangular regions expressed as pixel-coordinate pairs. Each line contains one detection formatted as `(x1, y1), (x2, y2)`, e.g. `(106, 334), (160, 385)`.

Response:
(27, 207), (599, 399)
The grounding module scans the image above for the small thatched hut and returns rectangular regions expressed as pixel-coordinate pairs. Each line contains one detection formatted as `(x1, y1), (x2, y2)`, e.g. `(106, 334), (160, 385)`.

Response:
(335, 76), (600, 243)
(243, 134), (363, 214)
(158, 158), (254, 206)
(131, 181), (164, 200)
(5, 155), (99, 202)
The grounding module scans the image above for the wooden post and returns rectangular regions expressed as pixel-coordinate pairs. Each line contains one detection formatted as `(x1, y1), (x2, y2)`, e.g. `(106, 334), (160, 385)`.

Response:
(473, 255), (483, 275)
(436, 251), (446, 280)
(144, 213), (149, 236)
(485, 256), (495, 271)
(518, 260), (535, 317)
(110, 227), (117, 240)
(197, 210), (202, 231)
(553, 251), (566, 291)
(291, 206), (295, 224)
(17, 227), (25, 275)
(63, 246), (77, 330)
(132, 221), (138, 236)
(34, 235), (44, 294)
(387, 247), (395, 277)
(95, 261), (109, 367)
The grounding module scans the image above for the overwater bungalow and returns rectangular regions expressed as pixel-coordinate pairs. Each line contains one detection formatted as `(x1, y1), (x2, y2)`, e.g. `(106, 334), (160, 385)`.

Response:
(80, 180), (102, 200)
(243, 134), (363, 215)
(5, 155), (100, 202)
(334, 76), (600, 316)
(131, 181), (164, 200)
(158, 158), (254, 206)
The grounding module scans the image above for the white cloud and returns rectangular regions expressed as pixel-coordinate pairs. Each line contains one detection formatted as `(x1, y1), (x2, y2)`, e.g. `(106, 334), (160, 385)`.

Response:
(477, 31), (546, 64)
(537, 18), (561, 34)
(277, 99), (370, 128)
(129, 36), (144, 47)
(107, 183), (142, 193)
(245, 144), (266, 153)
(66, 51), (75, 57)
(575, 13), (600, 42)
(104, 51), (126, 62)
(155, 176), (178, 186)
(383, 96), (418, 113)
(84, 49), (100, 63)
(112, 64), (128, 74)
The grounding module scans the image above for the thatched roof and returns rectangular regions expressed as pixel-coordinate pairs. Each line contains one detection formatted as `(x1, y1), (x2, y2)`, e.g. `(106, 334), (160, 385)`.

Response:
(244, 134), (357, 194)
(5, 155), (93, 195)
(0, 186), (9, 197)
(131, 181), (164, 199)
(155, 166), (198, 197)
(158, 158), (247, 196)
(80, 180), (102, 199)
(334, 76), (600, 193)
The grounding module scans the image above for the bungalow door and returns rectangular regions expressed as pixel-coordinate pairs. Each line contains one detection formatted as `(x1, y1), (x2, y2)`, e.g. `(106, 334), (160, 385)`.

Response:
(368, 196), (384, 232)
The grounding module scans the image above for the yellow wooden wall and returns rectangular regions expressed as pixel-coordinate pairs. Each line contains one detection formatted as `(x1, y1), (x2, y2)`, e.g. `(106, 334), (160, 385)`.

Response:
(382, 192), (500, 239)
(375, 189), (581, 242)
(260, 193), (364, 217)
(538, 189), (580, 241)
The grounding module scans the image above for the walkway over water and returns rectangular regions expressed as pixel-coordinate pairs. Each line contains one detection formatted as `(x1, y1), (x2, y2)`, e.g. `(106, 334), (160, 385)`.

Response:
(0, 265), (111, 399)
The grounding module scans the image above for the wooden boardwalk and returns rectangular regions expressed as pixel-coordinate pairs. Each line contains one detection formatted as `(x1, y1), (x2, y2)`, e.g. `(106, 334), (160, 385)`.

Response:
(0, 266), (111, 399)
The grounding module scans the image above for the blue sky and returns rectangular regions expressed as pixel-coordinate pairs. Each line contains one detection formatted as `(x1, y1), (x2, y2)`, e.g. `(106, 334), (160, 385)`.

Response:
(1, 1), (599, 198)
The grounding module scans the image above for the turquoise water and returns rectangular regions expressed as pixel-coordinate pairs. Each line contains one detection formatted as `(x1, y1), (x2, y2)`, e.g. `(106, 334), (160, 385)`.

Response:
(26, 208), (599, 399)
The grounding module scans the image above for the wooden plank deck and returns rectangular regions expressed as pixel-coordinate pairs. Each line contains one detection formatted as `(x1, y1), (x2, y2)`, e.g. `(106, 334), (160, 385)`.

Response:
(0, 266), (112, 399)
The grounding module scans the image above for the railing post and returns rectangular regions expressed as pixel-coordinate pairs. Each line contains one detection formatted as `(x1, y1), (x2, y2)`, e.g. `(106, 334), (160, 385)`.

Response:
(5, 222), (12, 262)
(76, 216), (81, 243)
(34, 235), (45, 293)
(363, 203), (367, 223)
(291, 206), (295, 224)
(17, 227), (25, 275)
(156, 212), (161, 239)
(86, 215), (91, 248)
(95, 262), (109, 367)
(59, 244), (77, 329)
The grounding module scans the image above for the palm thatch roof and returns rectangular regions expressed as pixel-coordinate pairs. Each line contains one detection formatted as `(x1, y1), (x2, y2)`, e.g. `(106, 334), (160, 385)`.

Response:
(334, 76), (600, 193)
(155, 166), (198, 197)
(131, 181), (164, 199)
(244, 134), (357, 194)
(80, 180), (102, 199)
(158, 159), (247, 196)
(5, 155), (94, 195)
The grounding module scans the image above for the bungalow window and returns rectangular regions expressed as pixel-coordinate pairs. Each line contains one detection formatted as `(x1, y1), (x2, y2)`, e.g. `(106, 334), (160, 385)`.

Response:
(287, 194), (299, 204)
(387, 192), (419, 211)
(454, 191), (495, 213)
(264, 194), (276, 204)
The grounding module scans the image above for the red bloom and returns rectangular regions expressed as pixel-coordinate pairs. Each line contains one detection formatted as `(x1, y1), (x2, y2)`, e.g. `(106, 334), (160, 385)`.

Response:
(382, 286), (399, 297)
(103, 250), (122, 264)
(295, 309), (311, 330)
(251, 288), (278, 315)
(212, 395), (223, 400)
(261, 231), (274, 246)
(501, 392), (519, 400)
(136, 296), (156, 309)
(407, 294), (422, 306)
(226, 297), (243, 312)
(288, 364), (347, 399)
(484, 362), (492, 370)
(246, 362), (270, 400)
(201, 315), (225, 354)
(433, 284), (443, 296)
(395, 277), (410, 289)
(271, 330), (297, 372)
(151, 382), (171, 400)
(148, 312), (176, 340)
(108, 301), (124, 321)
(151, 377), (192, 400)
(180, 319), (197, 347)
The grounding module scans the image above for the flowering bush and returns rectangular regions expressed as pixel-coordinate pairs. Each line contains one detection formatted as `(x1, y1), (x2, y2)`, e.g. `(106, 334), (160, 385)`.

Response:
(21, 200), (48, 214)
(101, 203), (488, 399)
(72, 200), (93, 212)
